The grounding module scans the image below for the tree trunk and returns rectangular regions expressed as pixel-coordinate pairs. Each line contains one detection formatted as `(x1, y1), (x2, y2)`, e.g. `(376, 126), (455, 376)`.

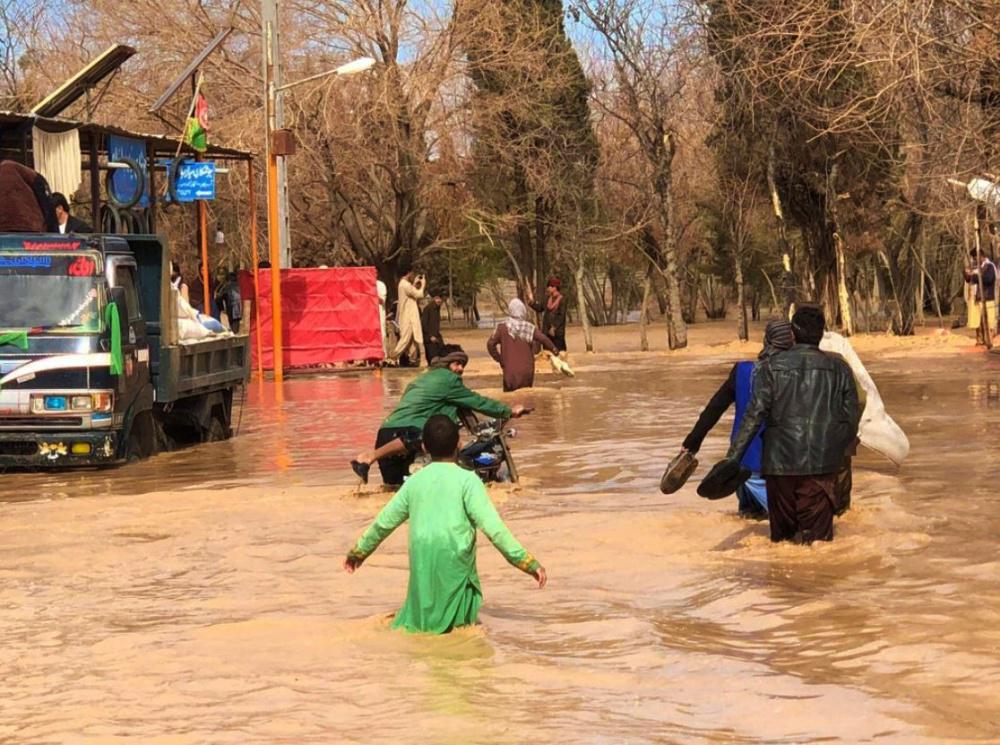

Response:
(639, 267), (652, 351)
(574, 260), (593, 352)
(735, 258), (748, 341)
(834, 237), (854, 336)
(653, 135), (688, 349)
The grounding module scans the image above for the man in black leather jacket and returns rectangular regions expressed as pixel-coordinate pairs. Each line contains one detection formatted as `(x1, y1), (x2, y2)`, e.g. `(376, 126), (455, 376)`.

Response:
(725, 305), (860, 544)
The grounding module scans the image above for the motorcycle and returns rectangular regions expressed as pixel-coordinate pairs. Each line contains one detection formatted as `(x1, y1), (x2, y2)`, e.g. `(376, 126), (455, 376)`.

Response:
(456, 408), (528, 483)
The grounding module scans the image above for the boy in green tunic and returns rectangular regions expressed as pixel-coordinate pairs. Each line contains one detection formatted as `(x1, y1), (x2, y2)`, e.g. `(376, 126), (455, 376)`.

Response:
(344, 415), (547, 633)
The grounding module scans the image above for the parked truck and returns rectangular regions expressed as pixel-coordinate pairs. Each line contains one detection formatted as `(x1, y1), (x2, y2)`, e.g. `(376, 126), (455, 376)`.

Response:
(0, 232), (249, 466)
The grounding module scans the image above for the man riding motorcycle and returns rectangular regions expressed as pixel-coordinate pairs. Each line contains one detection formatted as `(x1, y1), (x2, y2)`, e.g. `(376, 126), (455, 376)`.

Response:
(351, 344), (529, 486)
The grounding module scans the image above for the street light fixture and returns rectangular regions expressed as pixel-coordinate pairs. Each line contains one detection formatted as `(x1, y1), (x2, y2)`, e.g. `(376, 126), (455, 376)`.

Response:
(275, 56), (376, 92)
(262, 46), (375, 382)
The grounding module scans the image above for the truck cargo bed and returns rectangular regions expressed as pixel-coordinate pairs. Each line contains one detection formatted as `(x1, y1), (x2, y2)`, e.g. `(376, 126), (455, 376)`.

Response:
(154, 334), (250, 402)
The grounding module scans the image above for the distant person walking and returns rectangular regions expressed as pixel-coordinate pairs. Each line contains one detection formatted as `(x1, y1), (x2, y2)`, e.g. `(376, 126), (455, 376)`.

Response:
(391, 268), (426, 366)
(421, 292), (445, 364)
(721, 306), (860, 544)
(965, 249), (997, 346)
(529, 277), (567, 355)
(487, 298), (559, 392)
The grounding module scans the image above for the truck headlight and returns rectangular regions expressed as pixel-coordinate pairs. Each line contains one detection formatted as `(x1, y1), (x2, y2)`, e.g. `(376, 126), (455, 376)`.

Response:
(31, 395), (67, 413)
(31, 393), (113, 414)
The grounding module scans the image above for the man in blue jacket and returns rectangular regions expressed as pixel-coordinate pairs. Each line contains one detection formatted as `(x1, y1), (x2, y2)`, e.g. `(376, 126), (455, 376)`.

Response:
(679, 319), (795, 518)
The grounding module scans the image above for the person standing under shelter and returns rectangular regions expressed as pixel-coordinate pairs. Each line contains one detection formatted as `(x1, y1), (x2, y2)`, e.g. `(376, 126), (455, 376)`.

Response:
(392, 268), (426, 366)
(965, 249), (997, 347)
(720, 306), (860, 544)
(487, 298), (559, 392)
(529, 277), (568, 356)
(421, 292), (445, 364)
(51, 192), (92, 233)
(215, 271), (243, 333)
(344, 415), (546, 634)
(189, 260), (218, 316)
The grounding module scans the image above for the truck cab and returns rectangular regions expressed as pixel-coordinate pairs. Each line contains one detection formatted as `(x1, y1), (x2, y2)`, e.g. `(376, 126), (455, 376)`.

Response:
(0, 232), (249, 466)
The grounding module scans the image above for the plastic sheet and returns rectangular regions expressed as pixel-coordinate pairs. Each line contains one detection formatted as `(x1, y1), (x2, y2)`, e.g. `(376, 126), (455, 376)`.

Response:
(240, 267), (383, 370)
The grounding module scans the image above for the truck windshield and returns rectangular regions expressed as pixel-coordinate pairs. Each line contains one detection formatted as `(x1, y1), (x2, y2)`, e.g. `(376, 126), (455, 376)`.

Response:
(0, 253), (103, 332)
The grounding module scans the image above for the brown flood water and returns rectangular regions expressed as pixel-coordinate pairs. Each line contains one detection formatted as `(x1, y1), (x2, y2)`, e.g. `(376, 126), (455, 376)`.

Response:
(2, 329), (1000, 743)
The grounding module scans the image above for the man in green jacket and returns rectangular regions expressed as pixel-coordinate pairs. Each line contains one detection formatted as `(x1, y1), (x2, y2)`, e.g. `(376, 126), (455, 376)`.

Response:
(351, 345), (528, 485)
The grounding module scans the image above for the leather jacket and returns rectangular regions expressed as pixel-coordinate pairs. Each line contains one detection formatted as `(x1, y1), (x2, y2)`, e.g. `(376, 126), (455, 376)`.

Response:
(727, 344), (860, 476)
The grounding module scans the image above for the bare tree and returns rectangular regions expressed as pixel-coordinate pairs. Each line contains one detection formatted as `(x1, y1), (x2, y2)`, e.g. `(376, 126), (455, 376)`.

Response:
(0, 0), (48, 109)
(576, 0), (692, 349)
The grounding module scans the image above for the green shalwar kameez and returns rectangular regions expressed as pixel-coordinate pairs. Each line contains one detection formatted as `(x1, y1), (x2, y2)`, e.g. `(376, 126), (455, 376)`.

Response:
(348, 462), (540, 634)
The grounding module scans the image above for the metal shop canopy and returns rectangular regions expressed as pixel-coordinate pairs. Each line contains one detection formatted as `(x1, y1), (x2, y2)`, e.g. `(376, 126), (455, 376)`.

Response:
(0, 109), (253, 229)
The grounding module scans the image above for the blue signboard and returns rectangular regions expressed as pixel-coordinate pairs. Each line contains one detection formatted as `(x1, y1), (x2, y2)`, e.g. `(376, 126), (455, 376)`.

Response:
(108, 135), (149, 208)
(163, 160), (216, 202)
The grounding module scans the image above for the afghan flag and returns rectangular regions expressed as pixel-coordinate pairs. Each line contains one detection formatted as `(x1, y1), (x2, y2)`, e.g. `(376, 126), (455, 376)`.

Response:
(184, 92), (209, 152)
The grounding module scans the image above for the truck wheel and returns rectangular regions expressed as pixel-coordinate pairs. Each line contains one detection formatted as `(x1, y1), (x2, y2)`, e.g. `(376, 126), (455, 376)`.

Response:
(205, 416), (228, 442)
(126, 411), (155, 462)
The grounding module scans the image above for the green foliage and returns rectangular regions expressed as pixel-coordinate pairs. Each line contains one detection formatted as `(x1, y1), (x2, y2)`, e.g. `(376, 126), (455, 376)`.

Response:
(461, 0), (599, 290)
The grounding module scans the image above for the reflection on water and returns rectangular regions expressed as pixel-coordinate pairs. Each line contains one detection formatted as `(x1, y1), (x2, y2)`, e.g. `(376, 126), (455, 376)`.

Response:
(1, 351), (999, 742)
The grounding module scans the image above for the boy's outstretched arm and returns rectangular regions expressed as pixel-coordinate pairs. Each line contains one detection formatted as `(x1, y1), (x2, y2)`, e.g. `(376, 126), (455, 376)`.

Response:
(343, 484), (411, 573)
(464, 478), (546, 588)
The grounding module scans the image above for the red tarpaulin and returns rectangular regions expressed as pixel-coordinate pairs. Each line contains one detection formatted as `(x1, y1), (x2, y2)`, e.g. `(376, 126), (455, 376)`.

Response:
(240, 267), (383, 370)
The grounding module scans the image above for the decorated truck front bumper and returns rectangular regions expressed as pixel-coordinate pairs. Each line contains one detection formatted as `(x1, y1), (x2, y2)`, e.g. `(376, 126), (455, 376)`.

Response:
(0, 430), (120, 467)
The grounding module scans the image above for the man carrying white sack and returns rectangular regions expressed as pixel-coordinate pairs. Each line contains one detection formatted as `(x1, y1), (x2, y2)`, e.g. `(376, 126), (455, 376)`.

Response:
(820, 330), (910, 514)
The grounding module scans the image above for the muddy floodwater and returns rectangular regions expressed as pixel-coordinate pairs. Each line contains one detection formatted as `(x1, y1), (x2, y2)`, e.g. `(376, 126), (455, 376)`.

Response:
(2, 325), (999, 743)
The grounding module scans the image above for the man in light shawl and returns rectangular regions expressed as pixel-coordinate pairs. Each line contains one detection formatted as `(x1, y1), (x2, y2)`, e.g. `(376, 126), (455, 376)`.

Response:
(487, 298), (559, 392)
(676, 319), (796, 518)
(390, 268), (426, 366)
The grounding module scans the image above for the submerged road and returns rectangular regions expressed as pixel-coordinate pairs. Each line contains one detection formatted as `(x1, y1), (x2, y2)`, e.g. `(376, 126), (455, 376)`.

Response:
(1, 331), (998, 743)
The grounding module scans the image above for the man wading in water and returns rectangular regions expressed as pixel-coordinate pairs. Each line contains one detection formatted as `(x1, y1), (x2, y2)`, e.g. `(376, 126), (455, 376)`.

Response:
(678, 319), (795, 518)
(717, 306), (860, 544)
(344, 415), (546, 634)
(351, 345), (529, 486)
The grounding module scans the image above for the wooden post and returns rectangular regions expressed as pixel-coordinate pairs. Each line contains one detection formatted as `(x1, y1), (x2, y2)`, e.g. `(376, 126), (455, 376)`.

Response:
(89, 132), (101, 228)
(248, 159), (264, 382)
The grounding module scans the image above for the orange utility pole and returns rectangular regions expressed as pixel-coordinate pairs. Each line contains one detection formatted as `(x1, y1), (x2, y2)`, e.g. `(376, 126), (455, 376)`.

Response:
(247, 159), (264, 382)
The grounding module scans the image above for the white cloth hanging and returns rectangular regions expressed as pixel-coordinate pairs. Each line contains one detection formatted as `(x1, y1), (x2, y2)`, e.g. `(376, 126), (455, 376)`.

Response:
(32, 126), (82, 196)
(820, 331), (910, 465)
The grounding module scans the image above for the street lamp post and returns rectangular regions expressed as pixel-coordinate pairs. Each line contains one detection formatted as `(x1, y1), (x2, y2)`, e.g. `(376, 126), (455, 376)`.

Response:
(261, 27), (374, 381)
